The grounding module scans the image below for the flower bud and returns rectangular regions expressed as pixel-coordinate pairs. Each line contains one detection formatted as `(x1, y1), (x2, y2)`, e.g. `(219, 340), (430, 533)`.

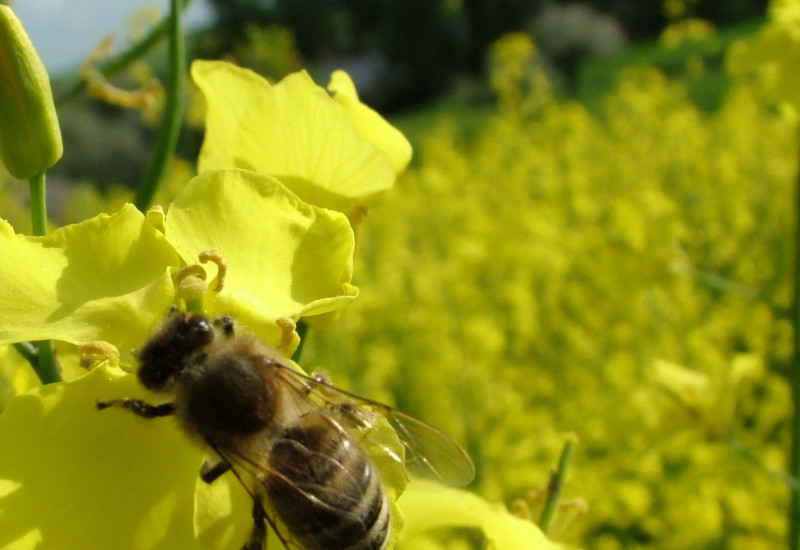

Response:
(0, 6), (63, 179)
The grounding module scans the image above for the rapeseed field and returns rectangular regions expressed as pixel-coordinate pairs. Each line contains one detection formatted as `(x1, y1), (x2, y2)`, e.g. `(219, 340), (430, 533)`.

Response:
(304, 32), (795, 549)
(1, 6), (798, 549)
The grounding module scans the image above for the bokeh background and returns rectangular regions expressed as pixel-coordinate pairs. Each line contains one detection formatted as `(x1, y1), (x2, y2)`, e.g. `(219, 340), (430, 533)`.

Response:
(2, 1), (795, 548)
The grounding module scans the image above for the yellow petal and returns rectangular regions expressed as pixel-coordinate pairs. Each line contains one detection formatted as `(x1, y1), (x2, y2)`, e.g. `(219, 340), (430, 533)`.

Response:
(397, 480), (564, 550)
(0, 204), (180, 354)
(165, 170), (358, 347)
(0, 345), (38, 413)
(328, 70), (412, 176)
(0, 365), (252, 549)
(191, 60), (272, 175)
(233, 71), (395, 209)
(193, 61), (396, 215)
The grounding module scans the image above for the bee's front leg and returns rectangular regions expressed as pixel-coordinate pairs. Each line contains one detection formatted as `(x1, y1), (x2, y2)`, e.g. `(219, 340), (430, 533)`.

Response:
(96, 398), (176, 418)
(199, 458), (231, 483)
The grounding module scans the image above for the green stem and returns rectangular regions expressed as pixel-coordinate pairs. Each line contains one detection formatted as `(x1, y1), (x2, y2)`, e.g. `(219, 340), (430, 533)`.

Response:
(26, 172), (61, 384)
(539, 433), (577, 534)
(790, 137), (800, 550)
(13, 342), (60, 385)
(55, 0), (192, 105)
(34, 340), (60, 385)
(133, 0), (185, 211)
(28, 172), (47, 236)
(184, 298), (204, 314)
(291, 320), (310, 363)
(12, 342), (37, 365)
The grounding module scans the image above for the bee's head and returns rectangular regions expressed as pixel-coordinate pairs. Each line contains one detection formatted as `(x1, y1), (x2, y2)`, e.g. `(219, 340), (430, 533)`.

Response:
(136, 311), (215, 392)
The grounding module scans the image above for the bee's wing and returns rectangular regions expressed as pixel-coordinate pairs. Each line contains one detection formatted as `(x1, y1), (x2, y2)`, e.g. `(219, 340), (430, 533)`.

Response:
(382, 407), (475, 487)
(272, 362), (476, 487)
(210, 443), (312, 550)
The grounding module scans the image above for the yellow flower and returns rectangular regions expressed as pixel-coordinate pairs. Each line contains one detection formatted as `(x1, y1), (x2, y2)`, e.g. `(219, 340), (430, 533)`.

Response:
(397, 480), (564, 550)
(0, 202), (178, 354)
(192, 61), (411, 223)
(0, 168), (360, 549)
(164, 169), (358, 350)
(0, 169), (357, 357)
(727, 0), (800, 114)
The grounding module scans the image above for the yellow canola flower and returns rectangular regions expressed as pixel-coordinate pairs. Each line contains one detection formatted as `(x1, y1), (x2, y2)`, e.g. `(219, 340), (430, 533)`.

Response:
(0, 169), (362, 549)
(192, 60), (411, 221)
(0, 169), (358, 359)
(727, 0), (800, 115)
(770, 0), (800, 23)
(0, 364), (254, 550)
(327, 70), (411, 176)
(397, 480), (564, 550)
(165, 170), (358, 349)
(0, 203), (179, 354)
(0, 6), (62, 179)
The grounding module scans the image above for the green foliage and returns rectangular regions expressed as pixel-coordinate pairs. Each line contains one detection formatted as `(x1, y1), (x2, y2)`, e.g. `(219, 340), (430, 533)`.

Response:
(577, 17), (765, 112)
(303, 35), (795, 548)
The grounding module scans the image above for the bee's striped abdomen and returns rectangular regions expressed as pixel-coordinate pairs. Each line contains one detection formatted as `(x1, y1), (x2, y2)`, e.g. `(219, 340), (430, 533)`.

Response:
(266, 423), (391, 550)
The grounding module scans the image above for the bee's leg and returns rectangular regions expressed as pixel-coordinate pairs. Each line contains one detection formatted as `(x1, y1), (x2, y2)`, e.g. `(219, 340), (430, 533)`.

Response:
(199, 458), (231, 484)
(96, 398), (175, 418)
(242, 499), (268, 550)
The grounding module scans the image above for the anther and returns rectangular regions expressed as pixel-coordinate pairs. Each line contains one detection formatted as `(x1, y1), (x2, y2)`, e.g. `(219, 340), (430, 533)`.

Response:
(198, 248), (227, 292)
(79, 340), (121, 368)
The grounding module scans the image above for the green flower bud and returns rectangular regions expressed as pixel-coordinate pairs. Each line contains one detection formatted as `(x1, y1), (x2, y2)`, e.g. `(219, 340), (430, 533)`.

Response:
(0, 6), (62, 179)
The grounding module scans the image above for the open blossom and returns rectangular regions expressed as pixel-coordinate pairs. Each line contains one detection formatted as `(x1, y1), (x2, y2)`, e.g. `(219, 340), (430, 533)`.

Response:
(0, 169), (358, 358)
(0, 168), (361, 549)
(192, 61), (412, 224)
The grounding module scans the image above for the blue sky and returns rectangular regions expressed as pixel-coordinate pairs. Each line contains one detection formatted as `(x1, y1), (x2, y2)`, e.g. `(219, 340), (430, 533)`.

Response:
(13, 0), (213, 73)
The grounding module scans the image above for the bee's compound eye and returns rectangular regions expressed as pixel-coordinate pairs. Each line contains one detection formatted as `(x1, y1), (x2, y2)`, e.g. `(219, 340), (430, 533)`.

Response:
(183, 315), (214, 342)
(137, 313), (215, 392)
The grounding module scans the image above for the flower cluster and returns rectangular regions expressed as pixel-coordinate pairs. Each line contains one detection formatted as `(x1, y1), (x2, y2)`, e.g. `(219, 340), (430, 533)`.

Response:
(727, 0), (800, 116)
(303, 32), (794, 549)
(0, 20), (558, 546)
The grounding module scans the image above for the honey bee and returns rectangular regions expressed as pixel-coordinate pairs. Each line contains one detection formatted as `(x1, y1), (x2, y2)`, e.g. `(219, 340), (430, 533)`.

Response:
(97, 310), (475, 550)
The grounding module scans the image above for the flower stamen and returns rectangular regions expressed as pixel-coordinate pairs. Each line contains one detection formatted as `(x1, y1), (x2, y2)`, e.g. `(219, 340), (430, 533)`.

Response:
(79, 340), (121, 368)
(176, 264), (208, 311)
(276, 317), (298, 355)
(198, 248), (227, 292)
(80, 35), (159, 111)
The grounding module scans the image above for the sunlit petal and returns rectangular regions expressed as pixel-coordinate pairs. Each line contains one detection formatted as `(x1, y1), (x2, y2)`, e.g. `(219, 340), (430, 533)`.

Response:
(165, 170), (357, 348)
(0, 365), (251, 550)
(328, 70), (412, 176)
(0, 204), (179, 354)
